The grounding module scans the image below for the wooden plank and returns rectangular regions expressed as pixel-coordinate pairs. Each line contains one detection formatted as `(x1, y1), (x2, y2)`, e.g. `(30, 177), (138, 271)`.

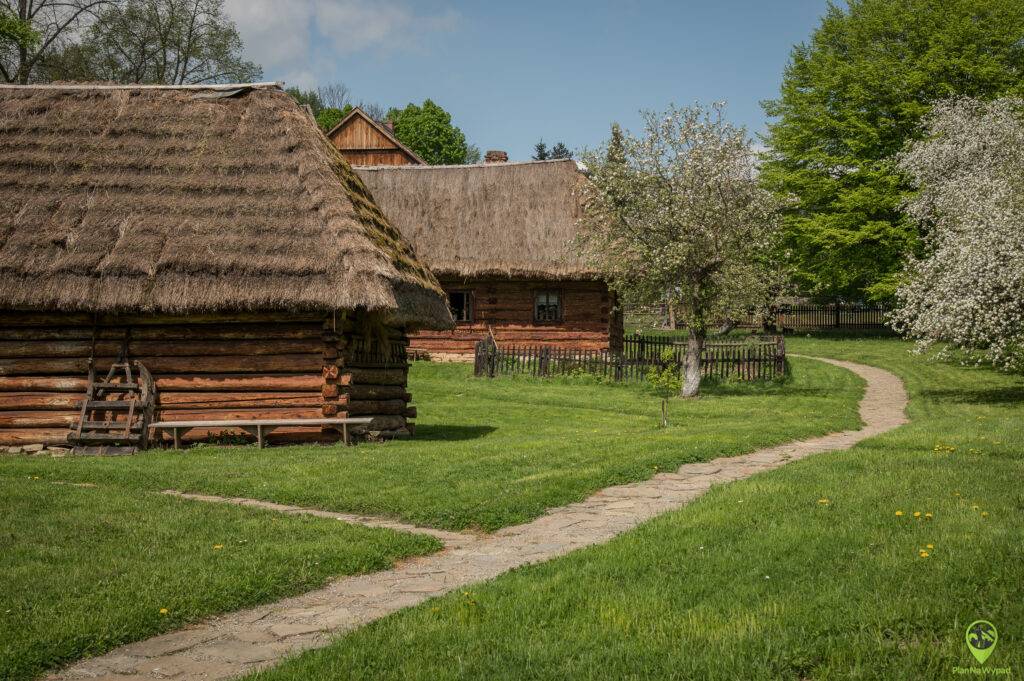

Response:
(0, 428), (70, 446)
(154, 373), (322, 392)
(156, 392), (326, 409)
(0, 393), (83, 411)
(0, 377), (89, 392)
(0, 411), (78, 428)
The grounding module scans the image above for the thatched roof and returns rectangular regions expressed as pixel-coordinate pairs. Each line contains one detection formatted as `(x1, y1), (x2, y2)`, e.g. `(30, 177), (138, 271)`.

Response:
(356, 159), (594, 280)
(0, 82), (452, 329)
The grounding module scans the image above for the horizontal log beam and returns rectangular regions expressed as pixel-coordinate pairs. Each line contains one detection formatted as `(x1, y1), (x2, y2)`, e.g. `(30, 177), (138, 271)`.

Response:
(0, 355), (322, 376)
(154, 374), (323, 392)
(0, 428), (70, 446)
(345, 399), (408, 416)
(156, 392), (326, 409)
(0, 393), (82, 410)
(347, 384), (410, 401)
(349, 368), (407, 386)
(0, 376), (89, 392)
(0, 339), (322, 359)
(0, 411), (78, 428)
(154, 407), (324, 421)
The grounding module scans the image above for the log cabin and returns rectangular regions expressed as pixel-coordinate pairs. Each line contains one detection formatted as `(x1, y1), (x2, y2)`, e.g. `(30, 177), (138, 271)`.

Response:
(326, 107), (425, 167)
(356, 157), (624, 359)
(0, 82), (452, 451)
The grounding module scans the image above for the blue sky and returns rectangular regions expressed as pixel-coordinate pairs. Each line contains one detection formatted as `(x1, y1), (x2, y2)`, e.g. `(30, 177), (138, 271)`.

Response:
(226, 0), (832, 160)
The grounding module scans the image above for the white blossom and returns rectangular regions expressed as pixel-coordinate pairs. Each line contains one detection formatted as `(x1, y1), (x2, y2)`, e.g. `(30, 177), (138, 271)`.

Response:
(892, 98), (1024, 371)
(577, 103), (784, 395)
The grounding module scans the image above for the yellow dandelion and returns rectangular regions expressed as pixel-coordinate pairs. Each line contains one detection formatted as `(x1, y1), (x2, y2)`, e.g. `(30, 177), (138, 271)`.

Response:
(972, 504), (980, 510)
(925, 512), (933, 520)
(919, 551), (930, 558)
(818, 498), (829, 505)
(913, 512), (921, 518)
(895, 510), (904, 517)
(213, 544), (224, 550)
(926, 544), (934, 549)
(981, 511), (989, 518)
(159, 608), (169, 615)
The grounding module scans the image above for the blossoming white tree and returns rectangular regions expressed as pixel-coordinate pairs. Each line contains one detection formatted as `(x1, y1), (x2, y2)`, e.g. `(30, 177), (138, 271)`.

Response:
(578, 103), (782, 397)
(892, 98), (1024, 370)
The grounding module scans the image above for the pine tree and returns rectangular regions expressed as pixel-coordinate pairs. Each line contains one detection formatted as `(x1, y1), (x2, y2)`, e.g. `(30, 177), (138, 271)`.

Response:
(532, 140), (549, 161)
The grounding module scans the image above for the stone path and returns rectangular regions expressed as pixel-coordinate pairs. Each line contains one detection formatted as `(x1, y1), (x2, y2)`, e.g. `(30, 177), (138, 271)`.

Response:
(52, 358), (907, 681)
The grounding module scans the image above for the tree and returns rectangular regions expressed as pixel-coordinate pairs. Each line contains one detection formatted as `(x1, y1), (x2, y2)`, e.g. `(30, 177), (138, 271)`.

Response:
(66, 0), (261, 84)
(315, 107), (344, 132)
(465, 144), (481, 164)
(0, 8), (38, 54)
(891, 97), (1024, 371)
(317, 82), (349, 110)
(533, 139), (572, 161)
(578, 105), (782, 397)
(532, 140), (549, 161)
(549, 142), (572, 159)
(761, 0), (1024, 302)
(1, 0), (115, 83)
(286, 86), (324, 115)
(387, 99), (470, 165)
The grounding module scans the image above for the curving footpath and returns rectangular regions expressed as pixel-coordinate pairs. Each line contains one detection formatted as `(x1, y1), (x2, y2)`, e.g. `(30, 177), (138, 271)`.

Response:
(53, 357), (908, 681)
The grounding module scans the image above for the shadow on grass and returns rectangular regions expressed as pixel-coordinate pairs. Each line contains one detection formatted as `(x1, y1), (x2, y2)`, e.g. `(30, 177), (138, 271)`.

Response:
(412, 425), (497, 441)
(919, 386), (1024, 405)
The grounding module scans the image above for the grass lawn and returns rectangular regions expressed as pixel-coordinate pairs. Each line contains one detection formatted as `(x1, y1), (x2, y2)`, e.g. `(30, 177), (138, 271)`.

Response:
(245, 338), (1023, 680)
(0, 357), (862, 532)
(0, 478), (439, 681)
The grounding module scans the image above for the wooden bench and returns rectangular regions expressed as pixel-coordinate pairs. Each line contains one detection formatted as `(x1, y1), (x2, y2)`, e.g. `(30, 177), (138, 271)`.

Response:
(149, 418), (375, 450)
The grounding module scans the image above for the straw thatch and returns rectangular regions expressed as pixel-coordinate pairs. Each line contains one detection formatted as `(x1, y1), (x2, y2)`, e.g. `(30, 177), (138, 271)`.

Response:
(356, 159), (595, 279)
(0, 83), (452, 329)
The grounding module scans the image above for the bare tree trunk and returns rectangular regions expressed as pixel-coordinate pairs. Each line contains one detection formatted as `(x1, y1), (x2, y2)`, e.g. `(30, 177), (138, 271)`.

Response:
(666, 303), (676, 330)
(680, 331), (704, 398)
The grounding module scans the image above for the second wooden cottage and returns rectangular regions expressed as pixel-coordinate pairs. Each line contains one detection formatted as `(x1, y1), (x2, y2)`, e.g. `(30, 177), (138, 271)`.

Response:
(357, 157), (624, 359)
(0, 82), (452, 450)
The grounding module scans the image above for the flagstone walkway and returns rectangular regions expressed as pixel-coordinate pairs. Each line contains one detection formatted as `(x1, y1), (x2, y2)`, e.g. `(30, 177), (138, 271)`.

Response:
(52, 357), (908, 681)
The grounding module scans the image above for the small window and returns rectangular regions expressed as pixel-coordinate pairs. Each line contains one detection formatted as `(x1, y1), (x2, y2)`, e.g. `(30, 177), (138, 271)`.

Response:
(448, 290), (473, 322)
(534, 290), (561, 323)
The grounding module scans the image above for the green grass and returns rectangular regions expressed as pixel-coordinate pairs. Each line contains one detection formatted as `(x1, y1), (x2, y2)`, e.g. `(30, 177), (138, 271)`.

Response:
(245, 338), (1024, 680)
(0, 479), (439, 681)
(0, 358), (862, 532)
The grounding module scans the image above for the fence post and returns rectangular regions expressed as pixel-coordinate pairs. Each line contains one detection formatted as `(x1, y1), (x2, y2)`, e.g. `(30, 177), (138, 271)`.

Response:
(776, 335), (786, 376)
(487, 336), (497, 378)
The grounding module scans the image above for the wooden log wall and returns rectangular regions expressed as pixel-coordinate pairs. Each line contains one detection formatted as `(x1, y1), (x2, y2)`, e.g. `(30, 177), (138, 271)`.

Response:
(0, 311), (415, 447)
(408, 278), (623, 357)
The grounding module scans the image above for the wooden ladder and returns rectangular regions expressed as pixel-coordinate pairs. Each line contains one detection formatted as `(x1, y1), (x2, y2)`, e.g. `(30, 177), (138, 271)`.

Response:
(69, 342), (155, 455)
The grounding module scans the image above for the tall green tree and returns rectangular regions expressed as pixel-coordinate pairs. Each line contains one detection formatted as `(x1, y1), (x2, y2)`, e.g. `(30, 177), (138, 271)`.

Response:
(1, 0), (115, 83)
(387, 99), (470, 165)
(532, 140), (549, 160)
(761, 0), (1024, 301)
(73, 0), (261, 84)
(549, 142), (572, 160)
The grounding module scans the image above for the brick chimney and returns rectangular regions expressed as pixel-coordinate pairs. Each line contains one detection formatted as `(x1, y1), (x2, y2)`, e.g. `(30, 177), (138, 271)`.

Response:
(484, 150), (508, 164)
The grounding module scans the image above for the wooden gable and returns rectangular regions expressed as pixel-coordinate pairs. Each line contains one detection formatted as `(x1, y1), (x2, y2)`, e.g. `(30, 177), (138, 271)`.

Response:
(326, 107), (425, 167)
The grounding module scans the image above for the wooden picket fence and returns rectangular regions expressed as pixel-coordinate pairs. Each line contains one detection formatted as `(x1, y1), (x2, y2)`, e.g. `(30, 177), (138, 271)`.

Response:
(627, 303), (889, 331)
(474, 335), (786, 383)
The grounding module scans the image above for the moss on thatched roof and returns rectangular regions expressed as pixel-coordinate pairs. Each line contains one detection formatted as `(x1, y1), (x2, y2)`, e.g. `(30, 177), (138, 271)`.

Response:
(0, 83), (452, 329)
(356, 159), (594, 280)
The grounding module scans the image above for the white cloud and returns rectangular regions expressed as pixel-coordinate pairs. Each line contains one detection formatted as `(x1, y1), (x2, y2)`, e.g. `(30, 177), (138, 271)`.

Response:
(224, 0), (459, 84)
